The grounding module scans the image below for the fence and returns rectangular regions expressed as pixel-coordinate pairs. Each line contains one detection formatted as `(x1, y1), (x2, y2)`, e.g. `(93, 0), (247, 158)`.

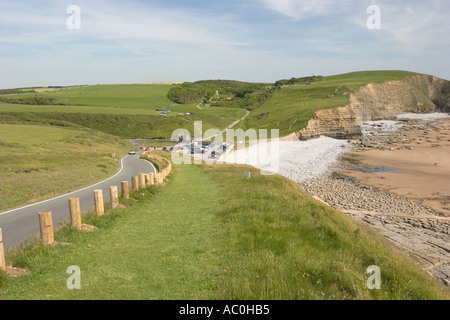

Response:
(0, 153), (172, 270)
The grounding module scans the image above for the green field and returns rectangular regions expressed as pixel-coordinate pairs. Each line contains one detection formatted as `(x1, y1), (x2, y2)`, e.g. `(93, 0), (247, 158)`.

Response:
(0, 162), (448, 299)
(1, 84), (174, 110)
(0, 103), (160, 115)
(0, 124), (131, 211)
(0, 84), (247, 139)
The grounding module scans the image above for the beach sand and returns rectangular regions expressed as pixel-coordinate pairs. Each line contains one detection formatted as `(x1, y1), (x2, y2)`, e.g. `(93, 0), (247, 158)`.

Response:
(340, 118), (450, 216)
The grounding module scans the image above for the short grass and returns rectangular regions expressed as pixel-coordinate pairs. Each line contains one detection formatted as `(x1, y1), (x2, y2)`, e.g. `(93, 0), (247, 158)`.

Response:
(321, 70), (418, 90)
(2, 84), (174, 110)
(0, 83), (247, 139)
(0, 124), (131, 211)
(0, 103), (160, 115)
(0, 107), (246, 139)
(0, 163), (223, 299)
(237, 70), (419, 137)
(1, 162), (448, 300)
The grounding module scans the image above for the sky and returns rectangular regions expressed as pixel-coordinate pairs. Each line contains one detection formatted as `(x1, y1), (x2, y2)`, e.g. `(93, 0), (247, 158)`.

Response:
(0, 0), (449, 88)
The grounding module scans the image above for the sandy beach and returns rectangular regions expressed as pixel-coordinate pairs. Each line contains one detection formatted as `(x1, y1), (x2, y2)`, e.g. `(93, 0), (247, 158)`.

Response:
(341, 116), (450, 216)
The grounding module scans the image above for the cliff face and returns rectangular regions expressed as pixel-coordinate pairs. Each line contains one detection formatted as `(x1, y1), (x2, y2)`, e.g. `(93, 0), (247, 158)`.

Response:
(296, 74), (450, 140)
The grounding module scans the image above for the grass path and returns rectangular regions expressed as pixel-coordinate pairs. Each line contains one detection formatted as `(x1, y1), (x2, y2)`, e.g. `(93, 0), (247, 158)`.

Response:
(1, 164), (224, 299)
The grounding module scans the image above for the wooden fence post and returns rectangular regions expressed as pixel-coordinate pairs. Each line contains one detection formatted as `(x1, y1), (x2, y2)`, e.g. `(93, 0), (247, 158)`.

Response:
(149, 173), (154, 185)
(110, 186), (119, 209)
(145, 174), (150, 187)
(38, 211), (54, 245)
(121, 181), (129, 199)
(0, 228), (5, 271)
(139, 173), (145, 189)
(69, 197), (82, 229)
(132, 176), (139, 191)
(94, 189), (104, 216)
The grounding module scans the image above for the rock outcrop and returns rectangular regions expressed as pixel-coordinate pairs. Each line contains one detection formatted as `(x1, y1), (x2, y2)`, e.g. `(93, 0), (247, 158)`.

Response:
(296, 74), (450, 140)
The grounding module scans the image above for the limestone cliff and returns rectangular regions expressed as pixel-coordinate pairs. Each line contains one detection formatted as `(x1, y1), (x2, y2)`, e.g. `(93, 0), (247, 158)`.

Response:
(296, 74), (450, 140)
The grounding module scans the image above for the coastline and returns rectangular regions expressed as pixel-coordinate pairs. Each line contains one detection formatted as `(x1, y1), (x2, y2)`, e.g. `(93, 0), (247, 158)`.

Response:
(221, 113), (450, 286)
(300, 114), (450, 286)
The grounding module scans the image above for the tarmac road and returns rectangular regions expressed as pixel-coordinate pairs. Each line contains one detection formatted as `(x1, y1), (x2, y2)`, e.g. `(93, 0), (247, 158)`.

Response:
(0, 152), (157, 249)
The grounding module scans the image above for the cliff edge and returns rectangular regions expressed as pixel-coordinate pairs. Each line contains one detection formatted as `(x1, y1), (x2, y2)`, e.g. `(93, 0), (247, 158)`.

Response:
(296, 74), (450, 140)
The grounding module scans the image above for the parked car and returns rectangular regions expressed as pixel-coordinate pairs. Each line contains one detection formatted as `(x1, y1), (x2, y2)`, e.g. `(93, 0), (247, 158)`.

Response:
(128, 150), (136, 155)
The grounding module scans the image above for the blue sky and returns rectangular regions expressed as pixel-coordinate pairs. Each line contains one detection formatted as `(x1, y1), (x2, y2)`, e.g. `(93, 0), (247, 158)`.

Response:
(0, 0), (449, 88)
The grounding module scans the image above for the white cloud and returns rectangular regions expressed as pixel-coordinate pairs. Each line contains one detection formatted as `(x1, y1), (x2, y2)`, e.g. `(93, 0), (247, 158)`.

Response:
(258, 0), (449, 54)
(80, 5), (245, 48)
(0, 0), (250, 49)
(384, 3), (448, 48)
(351, 1), (450, 54)
(257, 0), (349, 19)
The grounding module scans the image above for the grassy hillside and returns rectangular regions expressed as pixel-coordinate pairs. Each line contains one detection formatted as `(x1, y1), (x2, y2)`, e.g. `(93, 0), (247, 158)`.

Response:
(0, 84), (173, 110)
(0, 83), (247, 139)
(0, 107), (246, 139)
(0, 124), (131, 211)
(1, 161), (448, 299)
(235, 70), (419, 136)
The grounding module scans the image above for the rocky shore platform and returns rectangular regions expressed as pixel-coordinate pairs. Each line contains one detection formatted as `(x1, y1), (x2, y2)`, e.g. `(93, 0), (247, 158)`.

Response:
(300, 114), (450, 286)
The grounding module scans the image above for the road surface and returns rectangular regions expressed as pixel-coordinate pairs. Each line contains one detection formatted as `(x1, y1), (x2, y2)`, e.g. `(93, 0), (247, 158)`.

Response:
(0, 153), (157, 249)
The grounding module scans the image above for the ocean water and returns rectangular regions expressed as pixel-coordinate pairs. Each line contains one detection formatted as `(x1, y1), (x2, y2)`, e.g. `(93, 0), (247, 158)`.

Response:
(396, 112), (450, 121)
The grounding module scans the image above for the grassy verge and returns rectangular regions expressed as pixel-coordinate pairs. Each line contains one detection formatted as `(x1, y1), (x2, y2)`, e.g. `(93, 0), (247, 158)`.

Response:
(1, 161), (448, 300)
(0, 124), (131, 212)
(202, 165), (449, 299)
(140, 150), (171, 172)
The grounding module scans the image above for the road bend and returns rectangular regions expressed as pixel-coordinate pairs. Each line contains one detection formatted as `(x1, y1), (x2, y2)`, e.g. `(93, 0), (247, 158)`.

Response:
(0, 152), (157, 249)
